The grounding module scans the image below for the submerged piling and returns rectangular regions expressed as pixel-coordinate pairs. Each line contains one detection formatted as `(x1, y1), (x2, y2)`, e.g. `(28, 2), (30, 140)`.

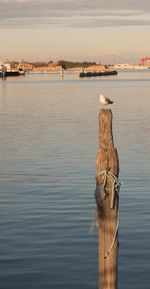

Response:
(95, 109), (120, 289)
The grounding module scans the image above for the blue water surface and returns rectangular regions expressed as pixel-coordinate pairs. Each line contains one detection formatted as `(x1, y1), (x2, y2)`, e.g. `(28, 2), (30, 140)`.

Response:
(0, 70), (150, 289)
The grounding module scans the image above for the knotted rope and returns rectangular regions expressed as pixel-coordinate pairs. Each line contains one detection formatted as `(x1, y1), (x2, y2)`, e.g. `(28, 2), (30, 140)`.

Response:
(96, 169), (122, 259)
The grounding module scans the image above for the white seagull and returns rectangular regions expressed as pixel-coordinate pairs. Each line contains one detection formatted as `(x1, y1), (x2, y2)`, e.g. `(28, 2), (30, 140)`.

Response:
(99, 94), (113, 105)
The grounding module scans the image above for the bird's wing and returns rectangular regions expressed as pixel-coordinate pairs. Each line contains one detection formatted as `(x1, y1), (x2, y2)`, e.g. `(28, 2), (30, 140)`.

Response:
(104, 96), (111, 102)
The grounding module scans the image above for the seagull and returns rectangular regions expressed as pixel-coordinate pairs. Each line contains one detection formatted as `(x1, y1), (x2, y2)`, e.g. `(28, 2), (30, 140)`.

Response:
(99, 94), (113, 105)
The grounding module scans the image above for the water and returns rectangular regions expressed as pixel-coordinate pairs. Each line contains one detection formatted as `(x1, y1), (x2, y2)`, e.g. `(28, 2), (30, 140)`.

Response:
(0, 70), (150, 289)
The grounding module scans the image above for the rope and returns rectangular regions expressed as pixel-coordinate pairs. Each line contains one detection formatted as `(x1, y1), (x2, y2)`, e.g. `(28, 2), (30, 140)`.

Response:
(104, 211), (119, 259)
(96, 169), (122, 259)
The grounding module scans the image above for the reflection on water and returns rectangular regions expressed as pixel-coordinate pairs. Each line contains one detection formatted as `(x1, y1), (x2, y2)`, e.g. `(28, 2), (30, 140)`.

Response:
(0, 71), (150, 289)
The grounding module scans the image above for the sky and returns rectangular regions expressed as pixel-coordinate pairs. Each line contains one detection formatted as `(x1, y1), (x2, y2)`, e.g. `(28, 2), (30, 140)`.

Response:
(0, 0), (150, 64)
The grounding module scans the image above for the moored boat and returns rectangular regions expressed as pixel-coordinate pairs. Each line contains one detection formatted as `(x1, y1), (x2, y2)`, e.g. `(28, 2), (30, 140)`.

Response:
(79, 70), (118, 78)
(0, 62), (25, 77)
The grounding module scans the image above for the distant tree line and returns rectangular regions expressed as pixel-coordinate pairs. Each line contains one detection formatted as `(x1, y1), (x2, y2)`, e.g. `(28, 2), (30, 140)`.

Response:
(57, 60), (97, 69)
(8, 59), (100, 69)
(30, 60), (97, 69)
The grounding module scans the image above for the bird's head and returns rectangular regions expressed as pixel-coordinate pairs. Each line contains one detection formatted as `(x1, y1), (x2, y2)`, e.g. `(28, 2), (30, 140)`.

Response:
(99, 94), (104, 100)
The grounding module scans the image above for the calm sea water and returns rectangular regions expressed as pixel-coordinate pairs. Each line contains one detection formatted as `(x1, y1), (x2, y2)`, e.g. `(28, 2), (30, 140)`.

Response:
(0, 70), (150, 289)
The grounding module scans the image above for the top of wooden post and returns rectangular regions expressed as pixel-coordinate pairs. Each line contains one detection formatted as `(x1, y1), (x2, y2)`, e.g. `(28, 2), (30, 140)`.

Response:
(99, 108), (114, 148)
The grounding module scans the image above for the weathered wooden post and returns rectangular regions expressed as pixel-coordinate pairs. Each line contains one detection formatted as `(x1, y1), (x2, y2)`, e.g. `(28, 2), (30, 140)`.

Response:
(95, 108), (120, 289)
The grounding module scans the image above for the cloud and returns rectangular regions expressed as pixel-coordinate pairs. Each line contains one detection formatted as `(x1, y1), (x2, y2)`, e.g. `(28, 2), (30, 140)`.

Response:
(0, 0), (150, 28)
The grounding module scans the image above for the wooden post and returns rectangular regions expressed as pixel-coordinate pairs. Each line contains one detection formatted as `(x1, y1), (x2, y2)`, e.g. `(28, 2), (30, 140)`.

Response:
(95, 108), (119, 289)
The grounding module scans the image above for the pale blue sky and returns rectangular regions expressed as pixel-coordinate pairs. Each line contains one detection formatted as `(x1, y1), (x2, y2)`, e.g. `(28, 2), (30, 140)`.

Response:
(0, 0), (150, 63)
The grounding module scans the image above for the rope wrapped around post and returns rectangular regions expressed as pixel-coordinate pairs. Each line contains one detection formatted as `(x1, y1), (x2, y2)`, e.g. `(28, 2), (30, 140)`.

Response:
(95, 169), (122, 259)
